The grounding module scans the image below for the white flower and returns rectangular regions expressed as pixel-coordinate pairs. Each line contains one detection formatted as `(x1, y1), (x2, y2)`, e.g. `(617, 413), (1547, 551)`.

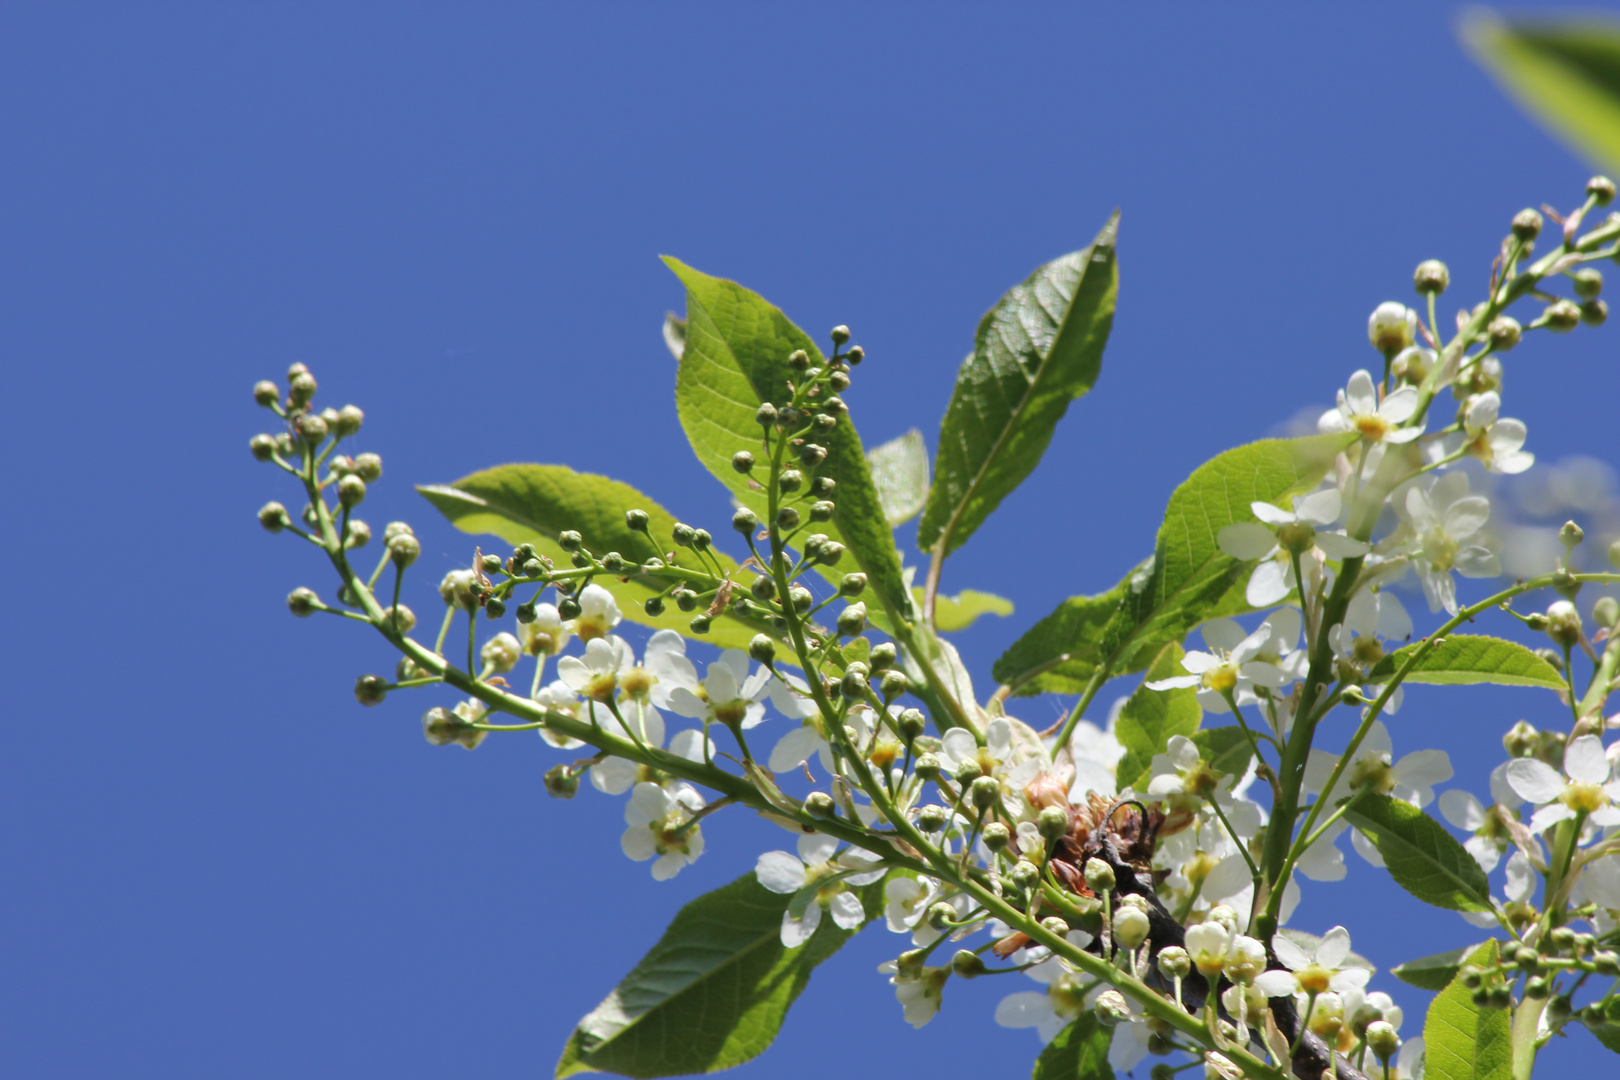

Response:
(1304, 719), (1452, 815)
(637, 629), (693, 709)
(1342, 987), (1404, 1034)
(1462, 850), (1537, 928)
(765, 675), (844, 774)
(1434, 392), (1534, 475)
(1254, 926), (1370, 998)
(1368, 302), (1418, 353)
(1065, 717), (1127, 800)
(572, 583), (621, 642)
(666, 649), (773, 730)
(1218, 489), (1371, 607)
(883, 876), (941, 940)
(518, 602), (572, 657)
(533, 678), (586, 749)
(556, 635), (636, 701)
(588, 700), (712, 795)
(620, 780), (705, 880)
(1572, 855), (1620, 932)
(1394, 472), (1499, 615)
(1329, 587), (1412, 687)
(1319, 369), (1424, 444)
(1438, 769), (1518, 872)
(1145, 618), (1286, 712)
(878, 960), (948, 1027)
(1504, 735), (1620, 833)
(755, 832), (884, 947)
(1186, 920), (1233, 975)
(994, 961), (1091, 1043)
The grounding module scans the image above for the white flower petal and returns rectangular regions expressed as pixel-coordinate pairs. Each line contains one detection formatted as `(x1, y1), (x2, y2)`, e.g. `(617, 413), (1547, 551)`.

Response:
(1439, 789), (1486, 830)
(1219, 522), (1279, 560)
(1379, 386), (1419, 424)
(1250, 502), (1296, 527)
(1565, 735), (1610, 785)
(1315, 531), (1372, 558)
(756, 850), (808, 894)
(829, 890), (865, 930)
(1246, 560), (1293, 607)
(798, 832), (839, 866)
(780, 903), (820, 948)
(1506, 759), (1565, 805)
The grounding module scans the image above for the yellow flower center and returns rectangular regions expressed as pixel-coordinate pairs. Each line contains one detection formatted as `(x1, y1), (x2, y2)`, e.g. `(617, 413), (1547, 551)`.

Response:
(575, 615), (610, 642)
(586, 672), (618, 702)
(1203, 663), (1239, 695)
(620, 667), (654, 700)
(1354, 414), (1391, 441)
(1562, 780), (1609, 815)
(1297, 964), (1334, 994)
(1420, 526), (1459, 572)
(869, 737), (902, 769)
(713, 698), (749, 725)
(1349, 756), (1395, 795)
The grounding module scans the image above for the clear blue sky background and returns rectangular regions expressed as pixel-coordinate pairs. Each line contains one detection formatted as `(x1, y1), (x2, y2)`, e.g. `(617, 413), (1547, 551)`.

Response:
(5, 3), (1619, 1077)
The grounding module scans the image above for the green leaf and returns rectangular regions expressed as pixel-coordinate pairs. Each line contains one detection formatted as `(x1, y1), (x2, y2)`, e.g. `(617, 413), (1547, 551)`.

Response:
(1582, 1018), (1620, 1053)
(664, 257), (912, 625)
(1114, 643), (1202, 791)
(919, 214), (1119, 559)
(993, 435), (1350, 696)
(419, 464), (770, 651)
(1344, 794), (1494, 913)
(1393, 945), (1481, 992)
(1465, 14), (1620, 174)
(868, 428), (930, 527)
(556, 870), (886, 1078)
(1368, 635), (1566, 690)
(1423, 940), (1511, 1080)
(1030, 1012), (1114, 1080)
(662, 311), (686, 360)
(1190, 727), (1253, 782)
(911, 587), (1014, 633)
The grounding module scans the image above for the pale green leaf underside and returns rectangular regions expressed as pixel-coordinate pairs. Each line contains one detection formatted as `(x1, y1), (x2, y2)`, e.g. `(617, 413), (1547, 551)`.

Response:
(1344, 794), (1494, 913)
(664, 257), (912, 626)
(557, 872), (885, 1078)
(910, 586), (1014, 633)
(1393, 945), (1480, 992)
(919, 213), (1119, 558)
(1465, 14), (1620, 174)
(1368, 635), (1565, 690)
(1423, 941), (1511, 1080)
(1191, 727), (1253, 783)
(868, 428), (930, 527)
(1030, 1011), (1115, 1080)
(418, 464), (769, 651)
(1114, 643), (1201, 792)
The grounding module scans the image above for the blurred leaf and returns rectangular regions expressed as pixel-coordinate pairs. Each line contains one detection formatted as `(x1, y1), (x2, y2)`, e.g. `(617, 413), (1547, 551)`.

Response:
(1344, 794), (1493, 913)
(1190, 727), (1252, 782)
(664, 257), (912, 626)
(1423, 940), (1510, 1080)
(994, 435), (1349, 695)
(1393, 945), (1479, 992)
(1368, 635), (1565, 690)
(868, 428), (930, 526)
(663, 311), (686, 360)
(1114, 643), (1202, 791)
(910, 587), (1013, 633)
(1465, 14), (1620, 174)
(419, 464), (769, 651)
(1583, 1018), (1620, 1053)
(918, 213), (1119, 559)
(556, 870), (887, 1078)
(1030, 1012), (1114, 1080)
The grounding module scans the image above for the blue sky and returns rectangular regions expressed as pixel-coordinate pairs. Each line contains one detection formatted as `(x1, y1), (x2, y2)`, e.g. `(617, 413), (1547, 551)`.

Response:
(4, 3), (1619, 1076)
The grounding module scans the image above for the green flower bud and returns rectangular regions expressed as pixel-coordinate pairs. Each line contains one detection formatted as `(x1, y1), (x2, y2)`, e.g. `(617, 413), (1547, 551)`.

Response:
(1546, 599), (1583, 648)
(287, 586), (320, 617)
(786, 348), (811, 370)
(1040, 916), (1069, 937)
(812, 413), (837, 433)
(798, 443), (827, 467)
(827, 369), (850, 392)
(250, 433), (277, 461)
(916, 802), (949, 830)
(289, 370), (318, 404)
(788, 586), (813, 613)
(839, 572), (867, 597)
(689, 614), (712, 635)
(1488, 985), (1513, 1010)
(1094, 990), (1131, 1028)
(836, 602), (867, 638)
(1590, 175), (1617, 205)
(1156, 946), (1191, 980)
(804, 791), (837, 818)
(643, 596), (665, 616)
(1364, 1021), (1400, 1061)
(334, 474), (365, 507)
(749, 634), (777, 664)
(841, 666), (870, 701)
(1113, 905), (1151, 950)
(344, 519), (371, 549)
(1414, 259), (1450, 296)
(1561, 520), (1586, 550)
(897, 708), (926, 742)
(731, 450), (755, 473)
(1583, 298), (1609, 326)
(778, 468), (803, 493)
(253, 380), (280, 406)
(755, 402), (778, 426)
(383, 604), (415, 634)
(482, 596), (506, 619)
(1037, 806), (1070, 843)
(296, 412), (329, 444)
(830, 325), (851, 346)
(330, 404), (363, 437)
(258, 501), (290, 532)
(1083, 857), (1115, 892)
(953, 758), (983, 785)
(1512, 208), (1544, 241)
(1488, 315), (1522, 351)
(981, 822), (1010, 852)
(923, 901), (958, 931)
(666, 588), (694, 612)
(354, 674), (387, 706)
(1151, 1065), (1175, 1080)
(950, 949), (985, 979)
(1545, 298), (1582, 333)
(879, 671), (908, 704)
(1009, 859), (1040, 890)
(748, 575), (775, 602)
(439, 570), (479, 610)
(846, 345), (864, 365)
(1548, 994), (1574, 1020)
(543, 763), (579, 799)
(810, 500), (835, 523)
(479, 554), (503, 576)
(671, 522), (696, 548)
(727, 508), (756, 537)
(384, 521), (413, 541)
(914, 756), (942, 783)
(1597, 596), (1620, 632)
(969, 775), (1001, 811)
(387, 532), (420, 568)
(811, 475), (837, 496)
(776, 506), (800, 531)
(1575, 267), (1604, 300)
(557, 530), (583, 552)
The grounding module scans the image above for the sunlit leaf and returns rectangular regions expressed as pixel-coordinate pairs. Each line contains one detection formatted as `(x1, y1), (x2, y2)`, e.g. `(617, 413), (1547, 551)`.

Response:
(868, 428), (930, 527)
(1393, 945), (1479, 992)
(1114, 643), (1201, 791)
(1344, 794), (1493, 913)
(1422, 940), (1510, 1080)
(1368, 635), (1565, 690)
(911, 586), (1013, 633)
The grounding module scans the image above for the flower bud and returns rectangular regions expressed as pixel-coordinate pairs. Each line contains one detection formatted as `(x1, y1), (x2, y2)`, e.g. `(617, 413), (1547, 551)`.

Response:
(344, 519), (371, 549)
(287, 587), (320, 616)
(810, 478), (837, 499)
(350, 673), (388, 706)
(1364, 1021), (1400, 1061)
(1546, 599), (1582, 648)
(1367, 302), (1417, 353)
(383, 604), (415, 633)
(689, 614), (712, 635)
(896, 709), (926, 743)
(798, 443), (828, 468)
(747, 634), (777, 665)
(535, 763), (576, 799)
(1611, 539), (1620, 570)
(1591, 175), (1617, 205)
(1113, 905), (1151, 950)
(384, 521), (414, 541)
(1009, 859), (1040, 890)
(950, 950), (986, 978)
(1488, 315), (1522, 350)
(1083, 857), (1116, 892)
(1593, 596), (1619, 630)
(1156, 946), (1191, 980)
(802, 790), (836, 818)
(643, 596), (667, 617)
(692, 530), (714, 553)
(556, 530), (583, 552)
(953, 758), (983, 785)
(250, 433), (277, 461)
(812, 413), (837, 434)
(335, 474), (366, 508)
(1573, 267), (1605, 301)
(1583, 298), (1609, 326)
(981, 822), (1010, 852)
(755, 402), (778, 427)
(258, 501), (291, 532)
(1350, 1003), (1385, 1038)
(1560, 520), (1586, 551)
(387, 532), (420, 569)
(727, 507), (757, 537)
(483, 597), (507, 619)
(837, 602), (867, 637)
(1544, 298), (1582, 332)
(289, 370), (318, 404)
(253, 380), (280, 406)
(296, 412), (329, 444)
(816, 541), (846, 566)
(481, 632), (522, 673)
(1414, 259), (1450, 296)
(916, 803), (949, 832)
(673, 588), (698, 611)
(439, 569), (479, 610)
(810, 500), (835, 523)
(1512, 208), (1544, 241)
(1223, 935), (1267, 985)
(1094, 990), (1131, 1028)
(926, 901), (958, 931)
(879, 670), (908, 701)
(914, 754), (943, 783)
(839, 572), (867, 597)
(776, 506), (800, 531)
(788, 586), (813, 613)
(968, 775), (1001, 811)
(1040, 916), (1069, 937)
(1391, 345), (1435, 385)
(830, 325), (851, 346)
